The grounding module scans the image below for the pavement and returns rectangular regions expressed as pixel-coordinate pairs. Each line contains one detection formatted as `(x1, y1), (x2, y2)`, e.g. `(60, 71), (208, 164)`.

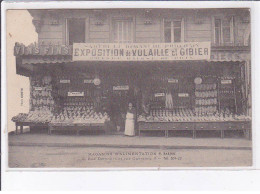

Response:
(8, 130), (252, 150)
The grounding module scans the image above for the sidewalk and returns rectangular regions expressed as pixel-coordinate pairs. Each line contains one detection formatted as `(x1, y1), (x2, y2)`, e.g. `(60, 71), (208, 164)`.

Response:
(8, 132), (252, 150)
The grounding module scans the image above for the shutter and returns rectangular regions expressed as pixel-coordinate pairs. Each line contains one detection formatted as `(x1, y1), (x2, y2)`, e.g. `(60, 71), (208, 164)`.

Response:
(181, 17), (185, 42)
(230, 16), (234, 44)
(212, 17), (216, 45)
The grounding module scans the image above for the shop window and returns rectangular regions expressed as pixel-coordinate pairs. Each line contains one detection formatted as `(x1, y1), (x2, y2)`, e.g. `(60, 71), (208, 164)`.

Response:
(66, 18), (85, 45)
(164, 19), (184, 43)
(214, 16), (234, 46)
(113, 18), (134, 43)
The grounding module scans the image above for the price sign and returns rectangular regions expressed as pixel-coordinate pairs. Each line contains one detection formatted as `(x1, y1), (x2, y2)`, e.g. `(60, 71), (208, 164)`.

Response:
(113, 85), (129, 91)
(155, 93), (165, 97)
(221, 80), (232, 84)
(68, 92), (84, 96)
(34, 87), (43, 91)
(60, 80), (70, 83)
(84, 79), (93, 84)
(168, 79), (178, 83)
(178, 93), (189, 97)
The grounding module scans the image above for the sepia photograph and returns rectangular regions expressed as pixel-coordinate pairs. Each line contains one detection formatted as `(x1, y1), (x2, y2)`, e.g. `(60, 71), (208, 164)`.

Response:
(5, 7), (252, 168)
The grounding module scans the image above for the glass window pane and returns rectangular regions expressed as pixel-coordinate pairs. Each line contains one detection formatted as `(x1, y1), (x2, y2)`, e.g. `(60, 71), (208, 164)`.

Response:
(164, 28), (171, 43)
(174, 28), (181, 42)
(164, 20), (171, 29)
(215, 19), (221, 28)
(223, 27), (231, 42)
(114, 22), (118, 43)
(68, 19), (85, 45)
(215, 27), (220, 45)
(113, 20), (133, 43)
(119, 22), (122, 43)
(222, 19), (230, 27)
(173, 21), (181, 28)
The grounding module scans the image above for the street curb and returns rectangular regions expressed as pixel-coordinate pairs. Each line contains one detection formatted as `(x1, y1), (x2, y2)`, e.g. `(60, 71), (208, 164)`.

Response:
(9, 142), (252, 150)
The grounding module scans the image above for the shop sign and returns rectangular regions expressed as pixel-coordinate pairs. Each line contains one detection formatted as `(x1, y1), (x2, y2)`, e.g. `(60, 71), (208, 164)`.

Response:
(178, 93), (189, 97)
(73, 42), (211, 61)
(68, 92), (84, 96)
(221, 80), (232, 84)
(113, 85), (129, 91)
(14, 43), (72, 56)
(168, 79), (178, 83)
(155, 93), (165, 97)
(210, 51), (250, 61)
(84, 79), (93, 84)
(60, 80), (70, 83)
(34, 87), (43, 91)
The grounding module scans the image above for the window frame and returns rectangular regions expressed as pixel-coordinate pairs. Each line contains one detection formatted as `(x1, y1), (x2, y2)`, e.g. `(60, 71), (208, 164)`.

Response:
(65, 18), (87, 45)
(112, 17), (134, 43)
(213, 16), (234, 46)
(163, 18), (185, 43)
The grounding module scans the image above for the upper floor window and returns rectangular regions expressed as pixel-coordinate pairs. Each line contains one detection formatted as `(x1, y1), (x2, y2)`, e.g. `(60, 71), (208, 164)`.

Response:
(113, 18), (134, 43)
(214, 16), (234, 46)
(164, 18), (184, 43)
(66, 18), (85, 45)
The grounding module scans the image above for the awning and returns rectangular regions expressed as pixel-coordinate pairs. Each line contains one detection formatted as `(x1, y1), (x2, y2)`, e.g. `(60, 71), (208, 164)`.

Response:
(20, 56), (73, 65)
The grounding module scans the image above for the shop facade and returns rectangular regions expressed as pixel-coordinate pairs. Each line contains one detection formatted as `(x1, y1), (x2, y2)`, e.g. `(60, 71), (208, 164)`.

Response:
(12, 8), (251, 138)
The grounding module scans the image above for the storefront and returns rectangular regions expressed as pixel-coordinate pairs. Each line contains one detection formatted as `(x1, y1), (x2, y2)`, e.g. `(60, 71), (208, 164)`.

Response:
(12, 41), (251, 138)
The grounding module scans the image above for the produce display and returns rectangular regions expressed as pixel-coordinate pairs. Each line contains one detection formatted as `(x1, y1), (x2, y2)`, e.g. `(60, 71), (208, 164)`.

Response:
(26, 109), (53, 123)
(31, 75), (54, 111)
(138, 108), (251, 122)
(194, 82), (218, 115)
(12, 109), (53, 123)
(219, 77), (235, 96)
(11, 113), (28, 122)
(13, 70), (250, 136)
(165, 92), (173, 109)
(51, 106), (110, 124)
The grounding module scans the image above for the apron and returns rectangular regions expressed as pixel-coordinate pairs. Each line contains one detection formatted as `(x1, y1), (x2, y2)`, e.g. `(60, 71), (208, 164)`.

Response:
(124, 112), (135, 136)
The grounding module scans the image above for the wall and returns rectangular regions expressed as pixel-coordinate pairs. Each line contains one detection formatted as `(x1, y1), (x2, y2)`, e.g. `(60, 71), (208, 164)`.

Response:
(38, 14), (63, 45)
(35, 9), (250, 46)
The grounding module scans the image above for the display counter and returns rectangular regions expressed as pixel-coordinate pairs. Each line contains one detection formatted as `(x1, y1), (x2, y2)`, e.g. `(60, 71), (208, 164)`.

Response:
(138, 120), (251, 139)
(48, 122), (106, 135)
(14, 121), (49, 134)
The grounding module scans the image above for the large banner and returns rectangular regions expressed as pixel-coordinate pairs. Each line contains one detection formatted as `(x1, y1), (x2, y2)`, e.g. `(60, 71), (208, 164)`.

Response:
(73, 42), (211, 61)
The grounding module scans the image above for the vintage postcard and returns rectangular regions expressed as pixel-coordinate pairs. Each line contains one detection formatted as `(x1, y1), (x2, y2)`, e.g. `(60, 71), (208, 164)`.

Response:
(5, 7), (252, 169)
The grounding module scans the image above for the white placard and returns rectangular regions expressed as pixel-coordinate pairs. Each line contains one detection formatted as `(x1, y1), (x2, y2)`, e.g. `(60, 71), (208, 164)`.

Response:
(155, 93), (165, 97)
(60, 79), (70, 83)
(168, 78), (179, 83)
(84, 79), (93, 83)
(68, 92), (84, 96)
(221, 80), (232, 84)
(73, 42), (211, 61)
(113, 85), (129, 90)
(178, 93), (189, 97)
(34, 87), (43, 91)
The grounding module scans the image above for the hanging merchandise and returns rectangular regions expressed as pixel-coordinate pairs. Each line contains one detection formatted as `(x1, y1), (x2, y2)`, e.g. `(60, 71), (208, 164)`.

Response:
(194, 80), (218, 116)
(165, 92), (173, 109)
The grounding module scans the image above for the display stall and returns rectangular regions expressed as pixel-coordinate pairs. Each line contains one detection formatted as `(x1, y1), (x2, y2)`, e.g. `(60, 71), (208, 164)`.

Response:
(137, 62), (251, 139)
(12, 43), (251, 138)
(12, 54), (111, 135)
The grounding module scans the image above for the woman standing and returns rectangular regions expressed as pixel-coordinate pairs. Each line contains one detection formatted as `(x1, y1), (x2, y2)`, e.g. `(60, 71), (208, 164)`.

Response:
(124, 103), (136, 136)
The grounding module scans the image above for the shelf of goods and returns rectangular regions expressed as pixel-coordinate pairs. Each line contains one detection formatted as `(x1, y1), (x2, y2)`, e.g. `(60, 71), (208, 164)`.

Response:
(137, 75), (251, 139)
(137, 108), (251, 138)
(12, 110), (52, 134)
(12, 74), (111, 135)
(49, 74), (110, 134)
(49, 105), (110, 133)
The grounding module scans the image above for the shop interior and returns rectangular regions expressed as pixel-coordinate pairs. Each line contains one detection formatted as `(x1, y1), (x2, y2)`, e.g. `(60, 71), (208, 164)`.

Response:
(15, 60), (249, 135)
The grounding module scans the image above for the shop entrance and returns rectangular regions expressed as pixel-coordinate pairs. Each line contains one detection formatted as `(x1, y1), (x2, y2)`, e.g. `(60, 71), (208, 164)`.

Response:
(106, 65), (139, 132)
